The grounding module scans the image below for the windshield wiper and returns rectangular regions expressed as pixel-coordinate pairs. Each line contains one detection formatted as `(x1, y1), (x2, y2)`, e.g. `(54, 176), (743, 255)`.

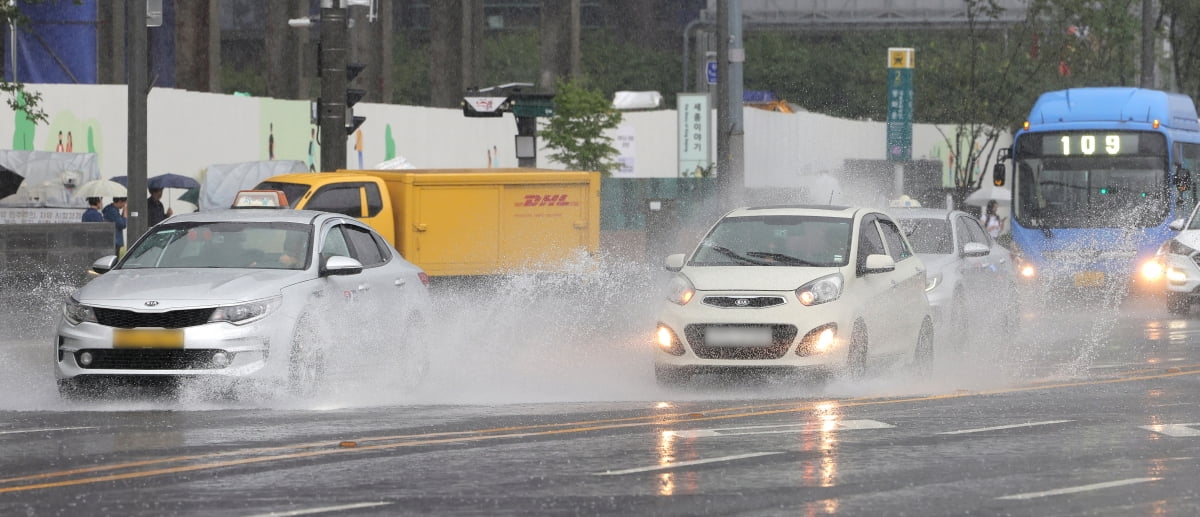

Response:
(745, 251), (820, 266)
(709, 245), (767, 265)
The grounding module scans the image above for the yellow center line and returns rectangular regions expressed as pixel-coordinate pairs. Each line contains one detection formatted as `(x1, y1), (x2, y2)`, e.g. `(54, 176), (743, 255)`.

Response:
(3, 367), (1196, 494)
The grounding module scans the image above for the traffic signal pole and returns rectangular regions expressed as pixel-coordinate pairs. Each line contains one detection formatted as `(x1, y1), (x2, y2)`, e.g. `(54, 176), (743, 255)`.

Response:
(318, 5), (348, 172)
(125, 0), (148, 243)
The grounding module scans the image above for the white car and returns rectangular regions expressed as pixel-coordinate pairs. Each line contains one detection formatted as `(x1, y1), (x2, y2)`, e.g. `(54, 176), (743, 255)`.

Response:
(55, 202), (433, 398)
(1160, 213), (1200, 314)
(892, 208), (1020, 346)
(653, 205), (933, 386)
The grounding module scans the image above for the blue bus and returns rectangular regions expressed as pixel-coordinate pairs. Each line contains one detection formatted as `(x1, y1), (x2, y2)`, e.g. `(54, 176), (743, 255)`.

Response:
(992, 87), (1200, 293)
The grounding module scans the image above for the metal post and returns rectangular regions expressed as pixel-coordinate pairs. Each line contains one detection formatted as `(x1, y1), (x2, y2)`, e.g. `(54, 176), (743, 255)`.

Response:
(126, 0), (148, 244)
(716, 0), (745, 210)
(319, 4), (348, 172)
(516, 116), (537, 168)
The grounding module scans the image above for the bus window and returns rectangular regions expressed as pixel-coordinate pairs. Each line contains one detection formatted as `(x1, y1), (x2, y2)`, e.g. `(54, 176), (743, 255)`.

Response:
(1176, 142), (1200, 218)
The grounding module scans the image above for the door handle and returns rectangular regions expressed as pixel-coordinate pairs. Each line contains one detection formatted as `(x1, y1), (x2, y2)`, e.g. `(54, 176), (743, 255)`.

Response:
(357, 284), (370, 291)
(394, 279), (406, 287)
(415, 224), (428, 232)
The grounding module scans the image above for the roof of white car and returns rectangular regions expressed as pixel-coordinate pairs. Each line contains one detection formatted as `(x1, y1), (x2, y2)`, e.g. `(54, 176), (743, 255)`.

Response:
(888, 207), (966, 220)
(728, 204), (860, 218)
(161, 208), (332, 225)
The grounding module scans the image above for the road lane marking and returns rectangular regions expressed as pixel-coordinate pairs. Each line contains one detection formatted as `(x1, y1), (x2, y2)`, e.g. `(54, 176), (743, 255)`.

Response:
(1140, 423), (1200, 437)
(4, 367), (1200, 493)
(244, 502), (392, 517)
(937, 420), (1074, 435)
(996, 477), (1161, 500)
(666, 419), (895, 438)
(593, 452), (785, 476)
(0, 426), (98, 436)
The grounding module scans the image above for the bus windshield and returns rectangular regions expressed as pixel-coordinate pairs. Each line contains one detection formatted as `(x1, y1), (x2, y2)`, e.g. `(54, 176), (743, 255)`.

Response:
(1014, 131), (1168, 229)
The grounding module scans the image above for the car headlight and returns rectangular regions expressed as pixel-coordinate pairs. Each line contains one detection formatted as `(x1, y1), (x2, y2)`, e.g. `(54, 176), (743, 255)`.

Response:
(925, 272), (942, 292)
(1165, 239), (1197, 256)
(209, 297), (281, 325)
(63, 296), (97, 325)
(796, 273), (843, 306)
(666, 275), (696, 306)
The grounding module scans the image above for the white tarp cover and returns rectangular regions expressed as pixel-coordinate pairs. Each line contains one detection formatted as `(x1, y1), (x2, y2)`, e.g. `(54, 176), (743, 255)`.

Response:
(374, 156), (416, 170)
(613, 91), (663, 110)
(0, 150), (100, 208)
(201, 160), (307, 210)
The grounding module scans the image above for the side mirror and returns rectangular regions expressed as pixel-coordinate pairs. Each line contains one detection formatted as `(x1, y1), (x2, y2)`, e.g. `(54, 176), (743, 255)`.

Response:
(992, 162), (1006, 187)
(664, 253), (686, 272)
(1170, 218), (1186, 232)
(91, 255), (118, 274)
(863, 254), (896, 274)
(1175, 167), (1192, 192)
(320, 255), (364, 277)
(962, 242), (990, 258)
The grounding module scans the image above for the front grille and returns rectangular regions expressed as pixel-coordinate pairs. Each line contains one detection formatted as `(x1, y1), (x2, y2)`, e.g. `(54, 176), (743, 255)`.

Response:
(702, 296), (787, 308)
(94, 308), (215, 329)
(77, 349), (229, 370)
(684, 324), (798, 360)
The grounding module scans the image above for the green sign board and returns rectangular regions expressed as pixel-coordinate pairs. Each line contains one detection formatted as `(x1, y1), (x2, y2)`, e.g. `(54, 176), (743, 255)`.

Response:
(886, 68), (913, 161)
(511, 96), (555, 118)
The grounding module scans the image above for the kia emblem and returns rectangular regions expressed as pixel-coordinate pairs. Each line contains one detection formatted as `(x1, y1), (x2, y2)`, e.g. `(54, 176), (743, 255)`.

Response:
(734, 298), (750, 307)
(145, 301), (159, 307)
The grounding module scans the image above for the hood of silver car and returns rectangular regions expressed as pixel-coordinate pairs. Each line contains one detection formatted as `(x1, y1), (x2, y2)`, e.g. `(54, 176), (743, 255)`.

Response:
(682, 265), (839, 291)
(77, 268), (305, 307)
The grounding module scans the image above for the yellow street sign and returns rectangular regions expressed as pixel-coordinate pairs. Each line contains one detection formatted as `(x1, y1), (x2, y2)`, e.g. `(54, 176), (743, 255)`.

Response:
(888, 48), (915, 69)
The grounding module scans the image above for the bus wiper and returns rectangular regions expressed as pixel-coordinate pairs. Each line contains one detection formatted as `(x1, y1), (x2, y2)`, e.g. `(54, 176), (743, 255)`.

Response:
(745, 251), (820, 266)
(709, 245), (768, 265)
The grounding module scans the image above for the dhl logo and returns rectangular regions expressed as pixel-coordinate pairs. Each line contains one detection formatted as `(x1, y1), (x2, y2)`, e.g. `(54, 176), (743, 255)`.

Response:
(517, 194), (578, 207)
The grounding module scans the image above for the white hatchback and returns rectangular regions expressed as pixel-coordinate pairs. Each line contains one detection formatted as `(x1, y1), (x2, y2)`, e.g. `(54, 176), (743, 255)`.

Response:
(653, 205), (933, 386)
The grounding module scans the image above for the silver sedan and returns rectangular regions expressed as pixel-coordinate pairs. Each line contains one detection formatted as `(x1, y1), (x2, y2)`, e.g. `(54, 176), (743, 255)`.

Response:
(893, 208), (1019, 349)
(54, 207), (433, 398)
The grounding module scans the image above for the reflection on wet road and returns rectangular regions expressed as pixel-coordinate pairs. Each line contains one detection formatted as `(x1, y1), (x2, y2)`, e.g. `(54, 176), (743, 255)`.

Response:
(3, 271), (1200, 514)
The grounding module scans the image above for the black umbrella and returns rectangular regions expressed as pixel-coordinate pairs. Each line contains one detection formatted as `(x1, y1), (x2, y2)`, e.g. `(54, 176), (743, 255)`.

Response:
(0, 165), (24, 201)
(148, 173), (200, 190)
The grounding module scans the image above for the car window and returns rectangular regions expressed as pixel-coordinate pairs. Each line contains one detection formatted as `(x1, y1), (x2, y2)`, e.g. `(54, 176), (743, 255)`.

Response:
(878, 219), (913, 261)
(343, 225), (385, 267)
(320, 225), (352, 264)
(963, 216), (991, 247)
(307, 184), (368, 217)
(856, 216), (886, 270)
(954, 217), (973, 253)
(689, 215), (852, 267)
(900, 218), (953, 254)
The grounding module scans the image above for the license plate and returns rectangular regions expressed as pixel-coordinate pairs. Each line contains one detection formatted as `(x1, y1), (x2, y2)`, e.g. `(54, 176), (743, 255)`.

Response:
(1073, 271), (1105, 287)
(112, 329), (184, 349)
(705, 326), (772, 347)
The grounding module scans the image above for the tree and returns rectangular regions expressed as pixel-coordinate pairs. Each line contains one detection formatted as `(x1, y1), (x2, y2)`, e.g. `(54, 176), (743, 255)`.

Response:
(540, 78), (623, 175)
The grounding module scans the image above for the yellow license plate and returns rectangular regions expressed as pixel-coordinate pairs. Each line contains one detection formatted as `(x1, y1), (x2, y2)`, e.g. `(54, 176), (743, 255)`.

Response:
(1073, 271), (1105, 287)
(112, 329), (184, 348)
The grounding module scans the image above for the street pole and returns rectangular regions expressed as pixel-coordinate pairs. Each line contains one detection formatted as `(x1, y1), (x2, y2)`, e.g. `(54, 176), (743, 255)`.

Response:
(319, 3), (348, 172)
(125, 0), (148, 244)
(716, 0), (745, 211)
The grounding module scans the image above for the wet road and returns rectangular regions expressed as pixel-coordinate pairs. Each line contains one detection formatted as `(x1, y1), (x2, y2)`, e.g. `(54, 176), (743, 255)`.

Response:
(3, 291), (1200, 515)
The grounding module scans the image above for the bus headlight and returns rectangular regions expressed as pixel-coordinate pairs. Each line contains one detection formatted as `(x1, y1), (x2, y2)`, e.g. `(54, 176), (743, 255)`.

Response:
(1140, 260), (1165, 281)
(1019, 263), (1036, 279)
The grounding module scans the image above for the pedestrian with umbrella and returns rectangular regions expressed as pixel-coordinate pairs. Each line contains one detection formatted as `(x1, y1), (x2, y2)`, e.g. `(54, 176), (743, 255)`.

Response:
(148, 173), (200, 216)
(147, 187), (173, 226)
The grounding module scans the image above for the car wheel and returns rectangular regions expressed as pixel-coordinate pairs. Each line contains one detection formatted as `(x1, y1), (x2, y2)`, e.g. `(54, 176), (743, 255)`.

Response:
(655, 366), (690, 388)
(1167, 293), (1190, 316)
(288, 316), (326, 398)
(913, 319), (934, 378)
(847, 321), (868, 379)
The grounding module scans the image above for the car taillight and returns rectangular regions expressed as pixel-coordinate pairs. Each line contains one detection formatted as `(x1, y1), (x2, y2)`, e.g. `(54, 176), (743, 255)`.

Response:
(418, 272), (430, 288)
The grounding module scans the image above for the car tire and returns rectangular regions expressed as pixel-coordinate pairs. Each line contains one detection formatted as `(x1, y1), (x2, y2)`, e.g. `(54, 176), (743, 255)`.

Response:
(1167, 293), (1190, 316)
(913, 319), (934, 378)
(288, 316), (326, 398)
(655, 366), (690, 388)
(847, 321), (868, 379)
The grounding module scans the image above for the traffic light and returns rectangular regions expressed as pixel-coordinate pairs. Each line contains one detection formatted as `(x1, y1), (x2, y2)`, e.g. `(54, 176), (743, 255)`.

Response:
(345, 62), (366, 135)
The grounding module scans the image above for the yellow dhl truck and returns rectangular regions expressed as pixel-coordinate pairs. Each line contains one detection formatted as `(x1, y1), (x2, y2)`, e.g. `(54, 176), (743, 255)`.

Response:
(253, 168), (601, 276)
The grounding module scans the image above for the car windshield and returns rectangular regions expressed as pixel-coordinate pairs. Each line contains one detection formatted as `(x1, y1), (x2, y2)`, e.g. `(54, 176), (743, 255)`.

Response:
(690, 215), (852, 267)
(898, 218), (953, 254)
(120, 221), (313, 270)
